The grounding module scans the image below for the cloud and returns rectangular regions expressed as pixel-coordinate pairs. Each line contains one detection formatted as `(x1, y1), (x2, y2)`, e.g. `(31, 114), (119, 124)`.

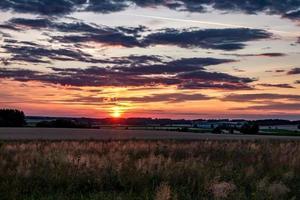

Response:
(8, 18), (53, 29)
(116, 93), (212, 103)
(231, 103), (300, 111)
(1, 18), (146, 48)
(49, 26), (271, 50)
(50, 24), (146, 48)
(274, 69), (286, 73)
(295, 80), (300, 84)
(222, 53), (286, 57)
(1, 0), (299, 21)
(208, 0), (300, 20)
(225, 93), (300, 112)
(223, 93), (300, 102)
(2, 34), (235, 67)
(177, 70), (254, 90)
(5, 17), (148, 36)
(0, 24), (20, 31)
(113, 57), (234, 75)
(258, 83), (295, 89)
(52, 32), (143, 48)
(287, 67), (300, 75)
(86, 0), (129, 13)
(143, 28), (272, 51)
(178, 70), (253, 83)
(0, 55), (254, 90)
(0, 0), (85, 15)
(178, 82), (254, 90)
(110, 55), (165, 65)
(284, 10), (300, 20)
(2, 42), (106, 64)
(2, 18), (272, 51)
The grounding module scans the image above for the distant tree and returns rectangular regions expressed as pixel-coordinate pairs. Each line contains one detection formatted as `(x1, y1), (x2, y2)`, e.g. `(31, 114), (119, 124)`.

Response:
(298, 124), (300, 130)
(0, 109), (26, 127)
(240, 123), (259, 134)
(179, 127), (189, 132)
(212, 126), (222, 134)
(36, 119), (91, 128)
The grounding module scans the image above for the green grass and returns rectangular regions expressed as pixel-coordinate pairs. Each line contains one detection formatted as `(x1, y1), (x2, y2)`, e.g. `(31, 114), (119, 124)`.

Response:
(0, 140), (299, 200)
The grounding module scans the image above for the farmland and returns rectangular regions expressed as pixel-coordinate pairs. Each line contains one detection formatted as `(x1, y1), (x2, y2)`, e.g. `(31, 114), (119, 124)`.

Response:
(0, 139), (299, 200)
(1, 127), (300, 140)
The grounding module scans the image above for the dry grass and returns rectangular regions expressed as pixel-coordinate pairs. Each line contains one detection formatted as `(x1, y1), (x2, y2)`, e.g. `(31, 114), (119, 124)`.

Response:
(0, 140), (299, 199)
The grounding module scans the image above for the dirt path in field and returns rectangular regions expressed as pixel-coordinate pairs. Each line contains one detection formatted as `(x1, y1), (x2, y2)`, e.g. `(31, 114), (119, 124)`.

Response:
(0, 128), (300, 140)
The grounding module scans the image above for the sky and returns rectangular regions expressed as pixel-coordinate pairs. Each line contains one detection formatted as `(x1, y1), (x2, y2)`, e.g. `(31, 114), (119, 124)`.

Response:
(0, 0), (300, 119)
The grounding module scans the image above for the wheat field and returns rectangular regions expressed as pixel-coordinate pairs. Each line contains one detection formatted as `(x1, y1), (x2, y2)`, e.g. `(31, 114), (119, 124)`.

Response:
(0, 140), (299, 200)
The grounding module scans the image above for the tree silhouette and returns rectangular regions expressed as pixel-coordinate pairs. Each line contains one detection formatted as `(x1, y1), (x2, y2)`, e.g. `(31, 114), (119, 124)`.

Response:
(240, 123), (259, 134)
(0, 109), (26, 127)
(36, 119), (91, 128)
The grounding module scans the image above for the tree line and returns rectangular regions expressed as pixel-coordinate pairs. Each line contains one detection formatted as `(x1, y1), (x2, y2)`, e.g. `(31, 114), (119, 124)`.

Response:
(0, 109), (26, 127)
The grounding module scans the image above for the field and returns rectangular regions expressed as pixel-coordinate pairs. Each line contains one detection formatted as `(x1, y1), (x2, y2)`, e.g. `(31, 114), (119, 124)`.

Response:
(0, 140), (299, 200)
(1, 128), (300, 140)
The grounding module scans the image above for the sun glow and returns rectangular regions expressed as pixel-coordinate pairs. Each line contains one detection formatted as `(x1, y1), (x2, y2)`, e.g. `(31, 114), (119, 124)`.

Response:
(111, 106), (123, 118)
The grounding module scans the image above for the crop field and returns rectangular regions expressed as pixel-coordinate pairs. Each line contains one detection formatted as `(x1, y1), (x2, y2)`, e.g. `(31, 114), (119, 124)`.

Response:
(0, 140), (299, 200)
(1, 128), (300, 140)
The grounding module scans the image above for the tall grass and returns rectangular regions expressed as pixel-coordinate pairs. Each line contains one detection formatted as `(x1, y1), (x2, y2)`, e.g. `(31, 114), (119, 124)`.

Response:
(0, 140), (299, 200)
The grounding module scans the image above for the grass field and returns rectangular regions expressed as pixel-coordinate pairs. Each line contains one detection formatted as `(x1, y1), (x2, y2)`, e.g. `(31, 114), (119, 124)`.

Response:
(261, 129), (300, 136)
(0, 140), (299, 200)
(2, 128), (300, 140)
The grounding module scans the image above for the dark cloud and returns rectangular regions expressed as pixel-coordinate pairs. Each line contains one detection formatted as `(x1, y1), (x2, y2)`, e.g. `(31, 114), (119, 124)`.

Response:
(50, 27), (271, 50)
(1, 18), (146, 48)
(0, 55), (254, 90)
(295, 80), (300, 84)
(86, 0), (129, 13)
(178, 82), (253, 90)
(8, 18), (52, 29)
(265, 69), (286, 73)
(2, 34), (235, 67)
(113, 57), (234, 75)
(223, 93), (300, 102)
(231, 103), (300, 111)
(143, 28), (271, 51)
(178, 70), (253, 83)
(274, 69), (286, 73)
(0, 0), (86, 15)
(111, 55), (165, 65)
(50, 25), (146, 48)
(177, 70), (254, 90)
(0, 24), (20, 31)
(284, 10), (300, 20)
(1, 18), (272, 51)
(2, 42), (105, 64)
(258, 83), (295, 89)
(222, 53), (286, 57)
(118, 93), (212, 103)
(1, 0), (299, 21)
(5, 17), (148, 36)
(208, 0), (300, 20)
(52, 32), (143, 48)
(287, 67), (300, 75)
(0, 67), (178, 87)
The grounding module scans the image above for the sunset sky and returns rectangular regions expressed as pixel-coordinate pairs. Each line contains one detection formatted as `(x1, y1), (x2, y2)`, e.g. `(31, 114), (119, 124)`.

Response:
(0, 0), (300, 119)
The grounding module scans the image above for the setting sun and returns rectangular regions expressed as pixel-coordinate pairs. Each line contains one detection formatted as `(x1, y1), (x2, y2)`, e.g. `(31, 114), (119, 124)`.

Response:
(111, 106), (123, 118)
